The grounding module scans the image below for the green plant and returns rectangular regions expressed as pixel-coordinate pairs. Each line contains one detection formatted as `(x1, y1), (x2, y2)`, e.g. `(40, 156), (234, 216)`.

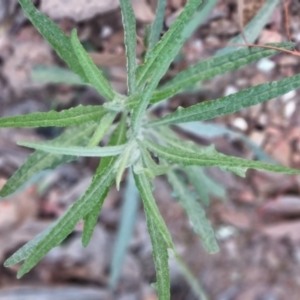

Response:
(2, 0), (300, 298)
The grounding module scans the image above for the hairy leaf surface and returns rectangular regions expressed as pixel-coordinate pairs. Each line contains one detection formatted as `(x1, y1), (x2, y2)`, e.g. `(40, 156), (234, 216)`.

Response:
(119, 0), (138, 95)
(134, 170), (174, 250)
(149, 73), (300, 126)
(146, 213), (170, 300)
(145, 139), (300, 175)
(0, 106), (107, 128)
(71, 30), (115, 101)
(18, 142), (125, 157)
(155, 43), (294, 101)
(136, 0), (203, 89)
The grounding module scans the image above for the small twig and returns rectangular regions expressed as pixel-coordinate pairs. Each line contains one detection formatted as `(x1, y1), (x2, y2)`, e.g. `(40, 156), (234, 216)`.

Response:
(283, 0), (292, 42)
(232, 0), (300, 58)
(228, 43), (300, 58)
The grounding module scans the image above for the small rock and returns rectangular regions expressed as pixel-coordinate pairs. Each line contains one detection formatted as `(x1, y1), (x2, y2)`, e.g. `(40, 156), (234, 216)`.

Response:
(257, 58), (276, 73)
(284, 101), (296, 118)
(232, 118), (248, 131)
(224, 85), (238, 97)
(101, 26), (113, 39)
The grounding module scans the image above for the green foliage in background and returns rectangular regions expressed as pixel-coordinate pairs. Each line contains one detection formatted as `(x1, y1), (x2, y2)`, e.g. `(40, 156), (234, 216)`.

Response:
(1, 0), (299, 299)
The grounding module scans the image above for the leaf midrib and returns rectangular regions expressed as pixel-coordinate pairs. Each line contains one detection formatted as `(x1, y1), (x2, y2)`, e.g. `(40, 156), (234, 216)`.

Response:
(149, 75), (300, 126)
(0, 110), (104, 126)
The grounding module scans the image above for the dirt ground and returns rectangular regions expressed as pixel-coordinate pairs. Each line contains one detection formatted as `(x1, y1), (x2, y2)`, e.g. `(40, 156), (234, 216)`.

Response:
(1, 1), (300, 299)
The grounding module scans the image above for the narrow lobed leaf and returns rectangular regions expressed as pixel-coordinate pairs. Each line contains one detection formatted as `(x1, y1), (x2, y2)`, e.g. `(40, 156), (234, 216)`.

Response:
(18, 0), (87, 81)
(71, 29), (115, 101)
(146, 213), (170, 300)
(14, 160), (118, 278)
(177, 122), (274, 163)
(0, 105), (107, 128)
(154, 42), (294, 102)
(168, 171), (219, 253)
(131, 0), (203, 134)
(144, 139), (300, 175)
(18, 142), (126, 157)
(119, 0), (138, 95)
(153, 128), (262, 179)
(136, 0), (203, 89)
(82, 114), (128, 247)
(148, 0), (167, 50)
(0, 124), (96, 198)
(133, 168), (175, 250)
(149, 73), (300, 127)
(150, 126), (212, 155)
(142, 0), (282, 106)
(81, 183), (111, 248)
(4, 225), (53, 267)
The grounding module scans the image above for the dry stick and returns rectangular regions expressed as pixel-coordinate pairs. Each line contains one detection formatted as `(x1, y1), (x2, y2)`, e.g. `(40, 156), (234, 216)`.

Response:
(230, 43), (300, 57)
(283, 0), (292, 42)
(231, 0), (300, 58)
(282, 0), (300, 54)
